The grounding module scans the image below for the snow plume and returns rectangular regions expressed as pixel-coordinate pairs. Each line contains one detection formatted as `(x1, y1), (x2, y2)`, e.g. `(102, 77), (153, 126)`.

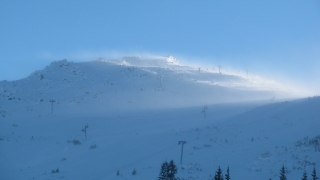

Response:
(103, 55), (179, 67)
(39, 50), (168, 63)
(173, 56), (315, 97)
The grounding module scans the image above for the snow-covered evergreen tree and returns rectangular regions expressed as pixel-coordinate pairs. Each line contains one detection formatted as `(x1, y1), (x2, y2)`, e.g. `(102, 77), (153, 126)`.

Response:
(167, 160), (178, 180)
(214, 166), (224, 180)
(312, 167), (319, 180)
(158, 161), (168, 180)
(279, 166), (287, 180)
(225, 166), (230, 180)
(301, 170), (307, 180)
(158, 160), (177, 180)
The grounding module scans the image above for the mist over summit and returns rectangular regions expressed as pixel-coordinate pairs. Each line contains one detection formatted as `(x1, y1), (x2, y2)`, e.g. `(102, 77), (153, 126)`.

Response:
(110, 55), (179, 67)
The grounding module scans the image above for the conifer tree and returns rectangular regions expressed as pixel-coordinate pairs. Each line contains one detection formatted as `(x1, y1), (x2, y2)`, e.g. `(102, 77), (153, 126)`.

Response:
(279, 166), (287, 180)
(214, 166), (224, 180)
(302, 170), (307, 180)
(167, 160), (178, 180)
(158, 161), (169, 180)
(312, 167), (319, 180)
(225, 166), (230, 180)
(158, 160), (178, 180)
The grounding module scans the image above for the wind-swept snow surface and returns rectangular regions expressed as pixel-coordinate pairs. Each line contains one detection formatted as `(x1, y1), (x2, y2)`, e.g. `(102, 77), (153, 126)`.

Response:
(0, 57), (318, 180)
(0, 56), (306, 115)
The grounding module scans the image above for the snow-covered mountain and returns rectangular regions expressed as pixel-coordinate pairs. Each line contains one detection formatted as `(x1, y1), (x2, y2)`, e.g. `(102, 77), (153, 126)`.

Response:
(0, 56), (304, 116)
(0, 56), (319, 180)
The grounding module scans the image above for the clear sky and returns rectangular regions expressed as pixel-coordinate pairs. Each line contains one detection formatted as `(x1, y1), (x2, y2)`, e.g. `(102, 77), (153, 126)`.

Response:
(0, 0), (319, 93)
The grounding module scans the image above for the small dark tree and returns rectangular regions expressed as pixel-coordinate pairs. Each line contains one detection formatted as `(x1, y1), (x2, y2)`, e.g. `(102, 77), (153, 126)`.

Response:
(167, 160), (178, 180)
(302, 170), (308, 180)
(225, 166), (230, 180)
(312, 167), (319, 180)
(159, 161), (169, 180)
(279, 166), (287, 180)
(158, 160), (177, 180)
(214, 166), (224, 180)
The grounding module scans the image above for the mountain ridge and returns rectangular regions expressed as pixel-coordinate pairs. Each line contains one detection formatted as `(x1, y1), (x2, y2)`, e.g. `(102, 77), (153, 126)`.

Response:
(0, 57), (304, 116)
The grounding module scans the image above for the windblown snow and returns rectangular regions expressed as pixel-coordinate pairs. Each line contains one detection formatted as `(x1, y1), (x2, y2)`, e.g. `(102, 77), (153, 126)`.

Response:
(0, 56), (319, 180)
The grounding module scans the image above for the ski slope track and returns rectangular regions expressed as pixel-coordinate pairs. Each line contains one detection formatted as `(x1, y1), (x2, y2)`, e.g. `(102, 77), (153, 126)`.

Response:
(0, 56), (319, 180)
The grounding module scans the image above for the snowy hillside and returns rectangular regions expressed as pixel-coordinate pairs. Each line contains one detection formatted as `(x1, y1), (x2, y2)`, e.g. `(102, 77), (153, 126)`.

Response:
(0, 57), (319, 180)
(0, 56), (305, 117)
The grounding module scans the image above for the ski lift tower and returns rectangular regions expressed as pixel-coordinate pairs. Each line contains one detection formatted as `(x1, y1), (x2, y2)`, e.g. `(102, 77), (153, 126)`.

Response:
(49, 99), (56, 115)
(178, 141), (187, 164)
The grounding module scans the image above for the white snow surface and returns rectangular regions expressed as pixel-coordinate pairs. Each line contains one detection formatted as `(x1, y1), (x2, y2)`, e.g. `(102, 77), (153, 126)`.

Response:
(0, 57), (319, 180)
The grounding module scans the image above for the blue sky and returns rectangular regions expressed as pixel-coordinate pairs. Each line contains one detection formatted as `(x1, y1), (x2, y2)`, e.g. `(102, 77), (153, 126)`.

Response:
(0, 0), (319, 93)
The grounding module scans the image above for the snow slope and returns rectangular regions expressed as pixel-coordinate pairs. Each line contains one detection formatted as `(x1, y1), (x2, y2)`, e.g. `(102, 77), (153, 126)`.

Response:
(0, 56), (304, 116)
(0, 57), (319, 180)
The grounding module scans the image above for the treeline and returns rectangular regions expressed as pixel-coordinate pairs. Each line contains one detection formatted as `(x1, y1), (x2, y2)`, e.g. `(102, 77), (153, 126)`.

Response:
(278, 165), (318, 180)
(157, 161), (318, 180)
